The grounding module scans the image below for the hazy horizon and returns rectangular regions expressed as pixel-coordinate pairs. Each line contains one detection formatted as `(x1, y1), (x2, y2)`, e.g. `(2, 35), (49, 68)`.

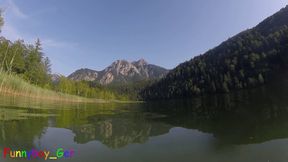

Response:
(0, 0), (287, 75)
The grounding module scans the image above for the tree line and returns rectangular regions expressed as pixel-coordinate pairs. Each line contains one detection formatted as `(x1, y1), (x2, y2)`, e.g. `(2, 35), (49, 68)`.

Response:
(140, 6), (288, 100)
(0, 37), (131, 100)
(0, 11), (131, 100)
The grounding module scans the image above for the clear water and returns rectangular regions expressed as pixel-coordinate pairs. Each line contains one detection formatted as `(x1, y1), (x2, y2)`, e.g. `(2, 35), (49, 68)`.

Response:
(1, 83), (288, 162)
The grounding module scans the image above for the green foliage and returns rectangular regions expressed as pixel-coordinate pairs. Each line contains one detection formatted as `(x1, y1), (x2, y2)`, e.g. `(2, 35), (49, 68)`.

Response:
(105, 80), (154, 100)
(141, 7), (288, 100)
(0, 10), (134, 101)
(0, 9), (3, 32)
(0, 72), (87, 102)
(0, 38), (52, 87)
(53, 76), (130, 100)
(0, 37), (131, 101)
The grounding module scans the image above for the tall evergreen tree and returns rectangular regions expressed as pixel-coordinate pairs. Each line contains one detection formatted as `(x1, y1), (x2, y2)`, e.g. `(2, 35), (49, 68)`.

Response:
(0, 9), (4, 32)
(141, 5), (288, 100)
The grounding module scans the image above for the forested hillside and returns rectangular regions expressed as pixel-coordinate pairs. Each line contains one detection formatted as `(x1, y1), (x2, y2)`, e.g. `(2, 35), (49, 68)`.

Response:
(0, 11), (128, 101)
(141, 6), (288, 100)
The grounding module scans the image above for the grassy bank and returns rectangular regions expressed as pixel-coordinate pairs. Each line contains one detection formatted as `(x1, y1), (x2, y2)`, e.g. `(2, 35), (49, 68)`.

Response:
(0, 72), (108, 103)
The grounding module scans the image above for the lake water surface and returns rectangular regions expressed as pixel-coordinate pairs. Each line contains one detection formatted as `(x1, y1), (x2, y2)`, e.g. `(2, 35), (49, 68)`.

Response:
(1, 83), (288, 162)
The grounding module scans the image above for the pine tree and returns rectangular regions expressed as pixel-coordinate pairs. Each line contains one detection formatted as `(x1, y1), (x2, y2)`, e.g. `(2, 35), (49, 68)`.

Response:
(0, 10), (4, 32)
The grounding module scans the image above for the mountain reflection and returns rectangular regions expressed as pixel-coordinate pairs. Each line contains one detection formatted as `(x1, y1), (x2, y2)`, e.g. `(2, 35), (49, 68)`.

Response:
(71, 112), (172, 148)
(1, 82), (288, 149)
(69, 83), (288, 148)
(142, 83), (288, 145)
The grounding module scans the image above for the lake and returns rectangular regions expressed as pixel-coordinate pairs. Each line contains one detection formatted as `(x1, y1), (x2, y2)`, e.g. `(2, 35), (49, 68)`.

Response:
(1, 82), (288, 162)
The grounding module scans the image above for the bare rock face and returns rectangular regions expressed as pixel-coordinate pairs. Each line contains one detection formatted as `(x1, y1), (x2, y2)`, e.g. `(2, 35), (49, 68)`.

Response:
(100, 72), (114, 85)
(68, 68), (99, 82)
(68, 59), (169, 85)
(51, 73), (63, 83)
(132, 58), (148, 67)
(107, 60), (140, 76)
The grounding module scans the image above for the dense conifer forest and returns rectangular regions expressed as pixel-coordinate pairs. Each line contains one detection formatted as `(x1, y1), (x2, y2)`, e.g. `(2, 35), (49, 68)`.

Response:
(141, 6), (288, 100)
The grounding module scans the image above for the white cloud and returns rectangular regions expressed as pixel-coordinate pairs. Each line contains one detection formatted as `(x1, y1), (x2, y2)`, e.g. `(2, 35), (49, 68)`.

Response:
(5, 0), (28, 19)
(1, 23), (22, 41)
(42, 39), (78, 48)
(2, 26), (78, 49)
(0, 0), (77, 52)
(0, 0), (27, 40)
(2, 25), (77, 49)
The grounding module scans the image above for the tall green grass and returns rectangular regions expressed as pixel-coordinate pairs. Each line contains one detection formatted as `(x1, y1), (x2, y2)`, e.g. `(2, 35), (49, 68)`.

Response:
(0, 72), (102, 102)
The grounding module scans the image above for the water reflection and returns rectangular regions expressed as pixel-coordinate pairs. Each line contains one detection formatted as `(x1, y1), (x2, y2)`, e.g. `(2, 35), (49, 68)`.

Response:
(0, 83), (288, 161)
(143, 86), (288, 145)
(71, 111), (172, 149)
(0, 116), (47, 149)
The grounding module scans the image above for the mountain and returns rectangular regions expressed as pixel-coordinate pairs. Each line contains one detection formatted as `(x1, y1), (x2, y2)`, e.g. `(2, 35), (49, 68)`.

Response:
(141, 5), (288, 100)
(51, 73), (65, 83)
(68, 69), (99, 82)
(68, 59), (168, 85)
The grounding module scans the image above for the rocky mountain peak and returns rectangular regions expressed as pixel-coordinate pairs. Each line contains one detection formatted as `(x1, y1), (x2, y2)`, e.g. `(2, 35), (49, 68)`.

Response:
(68, 59), (169, 85)
(68, 68), (98, 81)
(132, 59), (148, 66)
(51, 73), (63, 83)
(111, 60), (130, 69)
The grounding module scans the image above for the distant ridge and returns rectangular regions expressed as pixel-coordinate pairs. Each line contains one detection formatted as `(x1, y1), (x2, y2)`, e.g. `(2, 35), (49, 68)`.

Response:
(68, 59), (168, 85)
(141, 5), (288, 100)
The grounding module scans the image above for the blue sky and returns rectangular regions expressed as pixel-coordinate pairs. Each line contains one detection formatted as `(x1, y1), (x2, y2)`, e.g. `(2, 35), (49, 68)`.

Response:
(0, 0), (287, 75)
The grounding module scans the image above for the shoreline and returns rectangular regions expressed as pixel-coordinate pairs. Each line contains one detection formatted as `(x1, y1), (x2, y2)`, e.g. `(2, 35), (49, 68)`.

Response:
(0, 88), (141, 104)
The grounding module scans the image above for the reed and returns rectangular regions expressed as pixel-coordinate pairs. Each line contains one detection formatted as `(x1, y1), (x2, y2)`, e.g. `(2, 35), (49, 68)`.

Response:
(0, 72), (105, 103)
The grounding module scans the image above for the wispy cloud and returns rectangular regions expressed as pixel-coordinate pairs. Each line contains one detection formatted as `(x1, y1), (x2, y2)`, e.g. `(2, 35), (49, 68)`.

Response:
(4, 0), (28, 19)
(1, 23), (23, 40)
(42, 39), (78, 48)
(0, 0), (77, 49)
(2, 24), (77, 50)
(2, 26), (78, 49)
(0, 0), (27, 40)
